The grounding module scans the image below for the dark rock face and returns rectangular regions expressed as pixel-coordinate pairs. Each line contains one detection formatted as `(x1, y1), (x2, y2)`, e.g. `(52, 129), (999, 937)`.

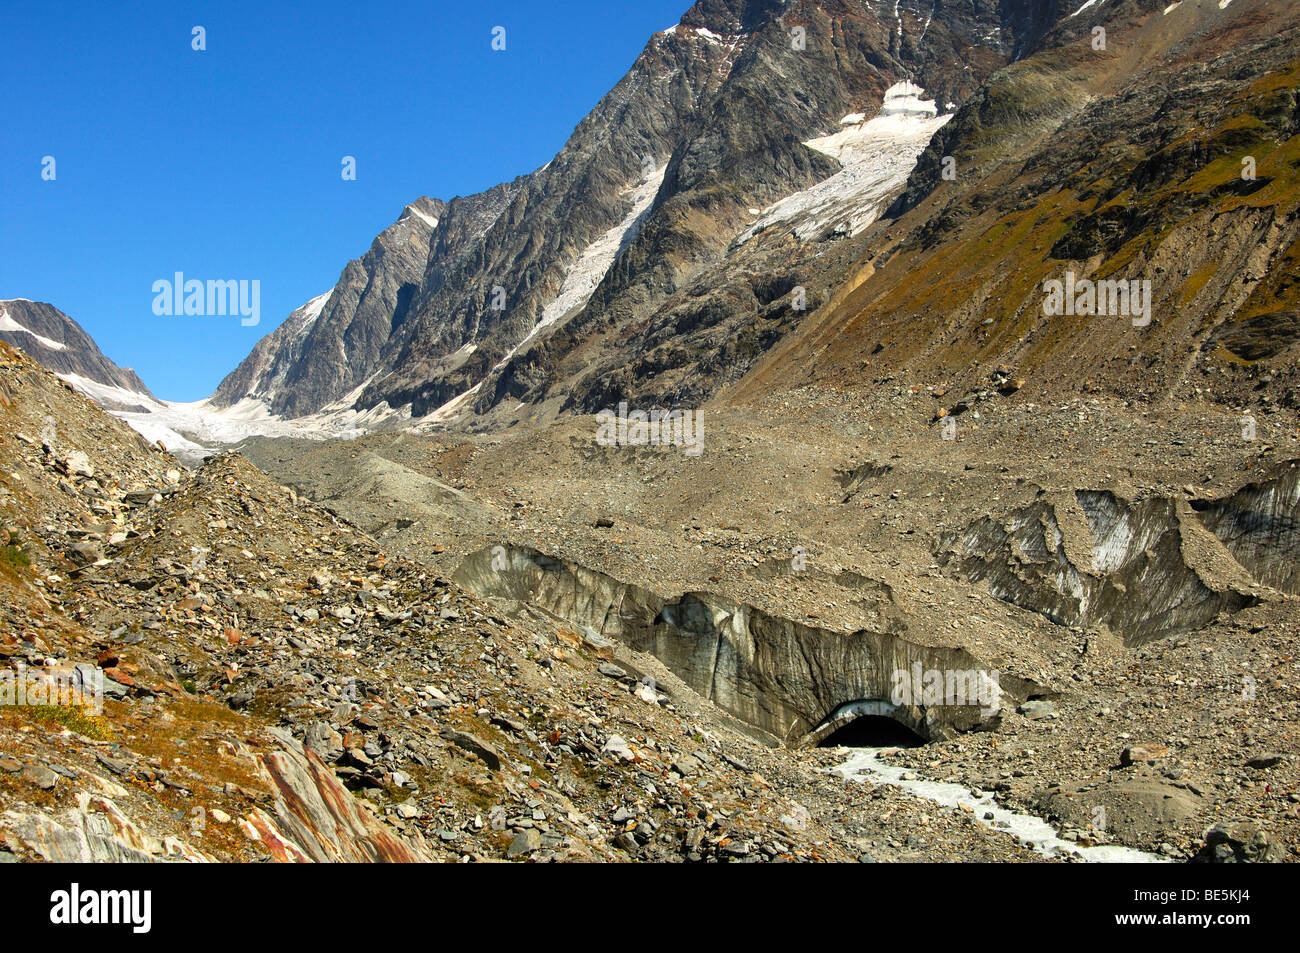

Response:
(210, 197), (445, 417)
(358, 18), (744, 418)
(0, 299), (156, 410)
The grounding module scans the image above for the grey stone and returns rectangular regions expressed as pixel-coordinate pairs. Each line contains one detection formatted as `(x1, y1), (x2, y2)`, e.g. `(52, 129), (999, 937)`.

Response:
(601, 735), (634, 762)
(1246, 752), (1284, 770)
(304, 721), (344, 762)
(441, 729), (502, 771)
(22, 764), (58, 790)
(1018, 700), (1056, 720)
(672, 755), (702, 776)
(506, 828), (541, 858)
(95, 752), (129, 776)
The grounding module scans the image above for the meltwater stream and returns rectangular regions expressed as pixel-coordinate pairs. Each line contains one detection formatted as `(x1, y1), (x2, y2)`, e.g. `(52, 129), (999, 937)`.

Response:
(834, 748), (1169, 863)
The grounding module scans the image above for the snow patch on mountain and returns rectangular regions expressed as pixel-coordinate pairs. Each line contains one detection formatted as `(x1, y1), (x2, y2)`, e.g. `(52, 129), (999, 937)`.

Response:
(416, 165), (670, 428)
(57, 373), (164, 413)
(0, 305), (67, 351)
(534, 164), (666, 339)
(878, 81), (934, 116)
(500, 163), (668, 366)
(658, 24), (746, 51)
(56, 366), (410, 465)
(737, 82), (951, 244)
(136, 397), (404, 455)
(420, 381), (483, 426)
(111, 415), (212, 462)
(921, 0), (937, 40)
(52, 374), (209, 463)
(403, 205), (440, 229)
(293, 291), (333, 341)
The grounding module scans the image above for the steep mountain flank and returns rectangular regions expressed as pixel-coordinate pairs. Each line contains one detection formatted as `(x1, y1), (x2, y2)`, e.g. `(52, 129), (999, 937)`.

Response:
(210, 196), (445, 418)
(456, 0), (1068, 420)
(731, 0), (1300, 417)
(212, 0), (1077, 425)
(357, 12), (759, 417)
(0, 299), (156, 411)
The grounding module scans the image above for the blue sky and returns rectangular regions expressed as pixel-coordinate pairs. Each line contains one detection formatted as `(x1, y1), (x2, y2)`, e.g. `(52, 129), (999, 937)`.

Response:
(0, 0), (688, 400)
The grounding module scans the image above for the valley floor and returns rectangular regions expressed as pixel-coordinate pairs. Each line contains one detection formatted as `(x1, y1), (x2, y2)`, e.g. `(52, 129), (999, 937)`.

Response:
(227, 384), (1300, 862)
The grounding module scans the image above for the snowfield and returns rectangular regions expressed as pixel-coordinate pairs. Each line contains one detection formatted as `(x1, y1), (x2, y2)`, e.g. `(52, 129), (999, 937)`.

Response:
(513, 163), (667, 357)
(402, 204), (439, 229)
(56, 370), (408, 467)
(737, 81), (951, 244)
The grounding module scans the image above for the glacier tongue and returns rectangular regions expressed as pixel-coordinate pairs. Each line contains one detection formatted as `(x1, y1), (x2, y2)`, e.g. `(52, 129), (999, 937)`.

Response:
(58, 369), (408, 466)
(738, 81), (951, 244)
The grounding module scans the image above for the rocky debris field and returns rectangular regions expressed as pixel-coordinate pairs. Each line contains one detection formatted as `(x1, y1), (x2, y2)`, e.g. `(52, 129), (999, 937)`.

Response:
(3, 335), (1298, 862)
(236, 379), (1300, 861)
(1, 342), (1053, 863)
(878, 603), (1298, 861)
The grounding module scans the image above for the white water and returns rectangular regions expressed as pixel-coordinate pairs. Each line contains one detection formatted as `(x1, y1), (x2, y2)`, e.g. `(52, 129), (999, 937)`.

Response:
(833, 747), (1169, 863)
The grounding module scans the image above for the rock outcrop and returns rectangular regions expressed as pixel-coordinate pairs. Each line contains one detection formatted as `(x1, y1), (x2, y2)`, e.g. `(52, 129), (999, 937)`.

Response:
(247, 730), (434, 863)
